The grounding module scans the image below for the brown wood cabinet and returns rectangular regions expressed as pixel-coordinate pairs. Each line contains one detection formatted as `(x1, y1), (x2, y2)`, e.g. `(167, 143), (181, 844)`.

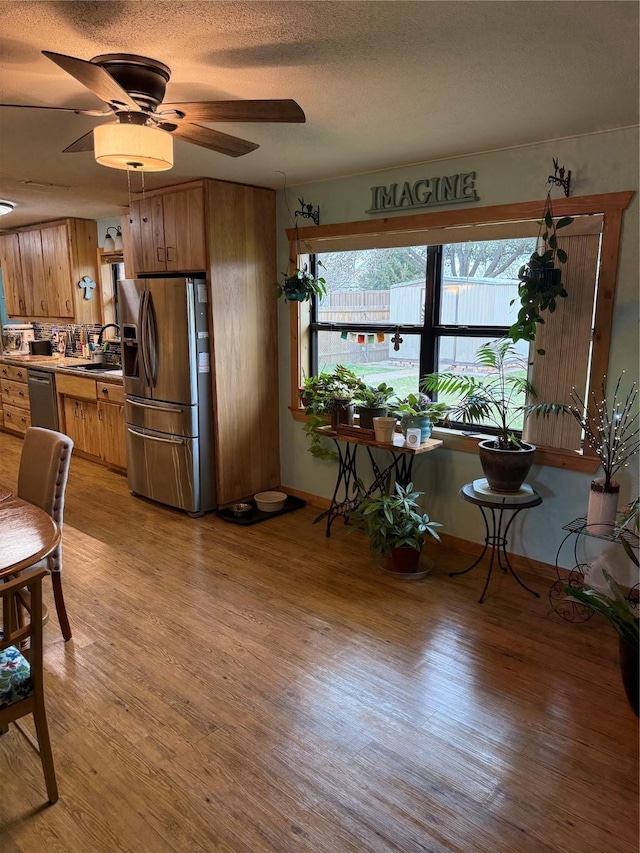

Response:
(126, 186), (207, 275)
(0, 363), (31, 436)
(122, 178), (279, 505)
(57, 373), (126, 469)
(1, 219), (100, 323)
(0, 233), (26, 315)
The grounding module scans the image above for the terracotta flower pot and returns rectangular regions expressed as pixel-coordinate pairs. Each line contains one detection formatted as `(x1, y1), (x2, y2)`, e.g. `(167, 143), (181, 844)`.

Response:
(383, 546), (423, 575)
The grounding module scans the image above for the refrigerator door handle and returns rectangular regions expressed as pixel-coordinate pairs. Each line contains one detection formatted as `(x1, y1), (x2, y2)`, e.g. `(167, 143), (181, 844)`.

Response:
(140, 290), (152, 388)
(146, 291), (158, 386)
(127, 399), (185, 414)
(127, 427), (187, 445)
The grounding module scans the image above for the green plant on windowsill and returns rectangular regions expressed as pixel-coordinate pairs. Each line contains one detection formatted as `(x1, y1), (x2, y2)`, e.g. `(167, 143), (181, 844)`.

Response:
(356, 383), (395, 409)
(391, 392), (450, 421)
(508, 194), (573, 353)
(300, 365), (364, 460)
(276, 262), (326, 303)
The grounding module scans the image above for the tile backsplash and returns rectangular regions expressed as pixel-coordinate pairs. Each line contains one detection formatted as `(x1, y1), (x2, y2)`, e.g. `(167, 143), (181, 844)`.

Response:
(34, 322), (121, 365)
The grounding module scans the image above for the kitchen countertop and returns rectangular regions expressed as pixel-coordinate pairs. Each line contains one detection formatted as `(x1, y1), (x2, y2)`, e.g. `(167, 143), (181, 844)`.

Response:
(0, 354), (123, 385)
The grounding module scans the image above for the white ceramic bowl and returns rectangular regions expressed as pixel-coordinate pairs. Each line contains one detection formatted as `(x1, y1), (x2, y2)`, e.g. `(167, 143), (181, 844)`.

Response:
(254, 490), (287, 512)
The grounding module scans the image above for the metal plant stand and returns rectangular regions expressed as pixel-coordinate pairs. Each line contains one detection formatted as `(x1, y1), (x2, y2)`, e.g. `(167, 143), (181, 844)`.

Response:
(453, 483), (543, 604)
(550, 518), (640, 623)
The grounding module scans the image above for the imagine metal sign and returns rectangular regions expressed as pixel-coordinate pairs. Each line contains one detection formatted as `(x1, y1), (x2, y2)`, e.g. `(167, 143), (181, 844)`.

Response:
(367, 171), (479, 214)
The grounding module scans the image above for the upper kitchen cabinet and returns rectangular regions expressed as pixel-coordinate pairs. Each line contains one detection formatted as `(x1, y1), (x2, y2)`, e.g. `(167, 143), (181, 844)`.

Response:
(127, 185), (207, 275)
(2, 219), (100, 324)
(0, 233), (27, 316)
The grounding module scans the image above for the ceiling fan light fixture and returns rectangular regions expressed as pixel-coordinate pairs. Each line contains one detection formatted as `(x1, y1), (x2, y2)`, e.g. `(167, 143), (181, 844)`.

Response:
(94, 123), (173, 171)
(0, 200), (16, 216)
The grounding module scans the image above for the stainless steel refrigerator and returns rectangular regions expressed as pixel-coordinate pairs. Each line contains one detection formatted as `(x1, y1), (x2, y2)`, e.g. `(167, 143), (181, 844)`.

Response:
(118, 275), (216, 515)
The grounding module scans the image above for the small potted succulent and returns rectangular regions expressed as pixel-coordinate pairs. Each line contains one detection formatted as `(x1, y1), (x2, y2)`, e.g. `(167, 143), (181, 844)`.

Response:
(347, 480), (441, 577)
(509, 194), (573, 353)
(392, 392), (450, 442)
(355, 382), (395, 429)
(276, 262), (326, 303)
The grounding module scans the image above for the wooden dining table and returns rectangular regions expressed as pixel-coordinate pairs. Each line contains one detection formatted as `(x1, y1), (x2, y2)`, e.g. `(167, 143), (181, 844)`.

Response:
(0, 484), (60, 579)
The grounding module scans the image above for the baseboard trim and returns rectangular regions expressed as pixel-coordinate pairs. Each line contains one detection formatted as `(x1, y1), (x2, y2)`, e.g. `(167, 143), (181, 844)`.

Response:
(282, 486), (556, 579)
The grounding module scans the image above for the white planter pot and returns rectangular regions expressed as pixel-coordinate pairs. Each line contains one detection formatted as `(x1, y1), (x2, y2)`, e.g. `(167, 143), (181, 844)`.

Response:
(586, 479), (620, 535)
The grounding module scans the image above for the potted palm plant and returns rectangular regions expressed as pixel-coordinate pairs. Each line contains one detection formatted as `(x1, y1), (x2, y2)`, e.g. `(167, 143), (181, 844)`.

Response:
(355, 382), (395, 429)
(348, 480), (441, 577)
(392, 393), (450, 442)
(422, 338), (564, 492)
(508, 194), (573, 353)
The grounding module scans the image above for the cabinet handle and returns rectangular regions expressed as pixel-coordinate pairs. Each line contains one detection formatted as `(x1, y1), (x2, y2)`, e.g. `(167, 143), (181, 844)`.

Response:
(81, 407), (85, 420)
(16, 371), (23, 378)
(18, 390), (24, 397)
(142, 217), (148, 223)
(166, 246), (175, 262)
(98, 409), (103, 421)
(5, 411), (11, 420)
(41, 300), (46, 310)
(66, 300), (71, 311)
(20, 417), (26, 424)
(74, 402), (79, 419)
(19, 299), (24, 311)
(157, 246), (166, 263)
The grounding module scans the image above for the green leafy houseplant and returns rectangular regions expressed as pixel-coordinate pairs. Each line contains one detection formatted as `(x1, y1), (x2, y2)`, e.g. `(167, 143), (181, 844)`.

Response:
(356, 382), (395, 409)
(300, 365), (364, 460)
(562, 569), (639, 648)
(422, 339), (564, 491)
(392, 392), (450, 422)
(508, 195), (573, 353)
(422, 339), (562, 450)
(276, 262), (326, 303)
(348, 481), (441, 573)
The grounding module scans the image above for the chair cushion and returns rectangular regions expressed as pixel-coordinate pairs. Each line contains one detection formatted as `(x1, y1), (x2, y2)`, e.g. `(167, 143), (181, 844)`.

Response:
(0, 644), (33, 709)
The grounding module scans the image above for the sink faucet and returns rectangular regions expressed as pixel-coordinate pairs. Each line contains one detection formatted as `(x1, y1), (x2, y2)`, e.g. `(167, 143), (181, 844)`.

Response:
(97, 324), (120, 346)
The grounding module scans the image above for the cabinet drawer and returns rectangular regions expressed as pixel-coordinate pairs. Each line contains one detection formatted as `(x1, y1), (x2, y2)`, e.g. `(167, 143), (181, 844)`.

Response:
(56, 373), (97, 400)
(1, 379), (30, 409)
(0, 364), (28, 383)
(3, 404), (31, 433)
(96, 381), (124, 404)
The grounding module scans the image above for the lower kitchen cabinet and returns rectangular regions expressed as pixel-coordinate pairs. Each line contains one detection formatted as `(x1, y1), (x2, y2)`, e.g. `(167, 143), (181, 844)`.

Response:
(57, 373), (126, 469)
(98, 401), (127, 468)
(0, 364), (31, 436)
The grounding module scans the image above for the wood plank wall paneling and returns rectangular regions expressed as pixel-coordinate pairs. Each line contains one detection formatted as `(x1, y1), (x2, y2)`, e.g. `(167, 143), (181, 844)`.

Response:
(524, 234), (601, 449)
(0, 431), (637, 852)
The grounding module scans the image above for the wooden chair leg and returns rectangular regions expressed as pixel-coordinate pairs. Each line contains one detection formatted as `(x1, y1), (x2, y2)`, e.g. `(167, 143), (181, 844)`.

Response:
(32, 701), (58, 804)
(51, 573), (72, 641)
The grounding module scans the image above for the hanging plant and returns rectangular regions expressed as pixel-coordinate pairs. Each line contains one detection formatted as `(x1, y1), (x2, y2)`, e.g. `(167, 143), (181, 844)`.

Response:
(508, 193), (573, 354)
(275, 262), (326, 303)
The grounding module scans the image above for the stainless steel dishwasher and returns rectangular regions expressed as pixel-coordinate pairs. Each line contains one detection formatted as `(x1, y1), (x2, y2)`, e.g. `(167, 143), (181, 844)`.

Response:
(27, 369), (59, 431)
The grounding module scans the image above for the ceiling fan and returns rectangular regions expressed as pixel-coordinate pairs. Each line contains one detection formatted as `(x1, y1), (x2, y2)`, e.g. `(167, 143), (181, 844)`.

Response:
(1, 50), (306, 162)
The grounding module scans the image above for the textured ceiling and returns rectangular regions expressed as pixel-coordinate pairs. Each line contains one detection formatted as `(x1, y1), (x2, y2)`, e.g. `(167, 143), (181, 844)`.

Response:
(0, 0), (638, 228)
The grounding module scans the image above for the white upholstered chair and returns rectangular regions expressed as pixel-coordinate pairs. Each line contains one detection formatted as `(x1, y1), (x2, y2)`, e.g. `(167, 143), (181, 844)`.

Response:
(17, 427), (74, 641)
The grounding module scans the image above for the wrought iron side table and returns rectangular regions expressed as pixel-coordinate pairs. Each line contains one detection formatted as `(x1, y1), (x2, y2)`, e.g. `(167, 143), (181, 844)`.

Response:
(550, 518), (639, 622)
(316, 426), (443, 536)
(453, 483), (542, 603)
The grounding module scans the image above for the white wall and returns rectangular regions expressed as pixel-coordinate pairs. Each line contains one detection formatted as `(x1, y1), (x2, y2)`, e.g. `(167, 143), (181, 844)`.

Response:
(277, 127), (639, 574)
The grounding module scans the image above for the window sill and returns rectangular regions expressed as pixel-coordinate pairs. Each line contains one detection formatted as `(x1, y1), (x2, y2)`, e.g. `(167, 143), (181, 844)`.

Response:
(289, 407), (599, 474)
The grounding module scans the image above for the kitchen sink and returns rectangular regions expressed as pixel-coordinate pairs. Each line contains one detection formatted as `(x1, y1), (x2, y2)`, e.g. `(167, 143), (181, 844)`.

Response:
(66, 363), (122, 372)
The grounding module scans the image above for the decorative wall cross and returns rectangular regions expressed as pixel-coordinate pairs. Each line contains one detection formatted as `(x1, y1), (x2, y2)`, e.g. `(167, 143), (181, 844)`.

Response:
(391, 329), (404, 352)
(78, 276), (97, 300)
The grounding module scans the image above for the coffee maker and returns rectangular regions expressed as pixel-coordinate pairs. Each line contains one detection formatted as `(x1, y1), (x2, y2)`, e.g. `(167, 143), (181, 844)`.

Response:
(2, 323), (35, 355)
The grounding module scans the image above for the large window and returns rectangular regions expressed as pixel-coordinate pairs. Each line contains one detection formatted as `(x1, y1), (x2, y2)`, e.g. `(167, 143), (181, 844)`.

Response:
(288, 191), (631, 470)
(310, 239), (535, 429)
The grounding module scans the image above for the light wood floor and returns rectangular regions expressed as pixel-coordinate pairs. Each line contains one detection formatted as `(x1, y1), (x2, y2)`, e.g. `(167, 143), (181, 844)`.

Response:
(0, 432), (637, 853)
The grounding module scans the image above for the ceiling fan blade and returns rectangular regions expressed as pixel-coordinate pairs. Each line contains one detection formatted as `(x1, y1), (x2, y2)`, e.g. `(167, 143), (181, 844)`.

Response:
(0, 103), (108, 117)
(62, 130), (95, 154)
(161, 99), (306, 124)
(43, 50), (139, 110)
(168, 123), (259, 158)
